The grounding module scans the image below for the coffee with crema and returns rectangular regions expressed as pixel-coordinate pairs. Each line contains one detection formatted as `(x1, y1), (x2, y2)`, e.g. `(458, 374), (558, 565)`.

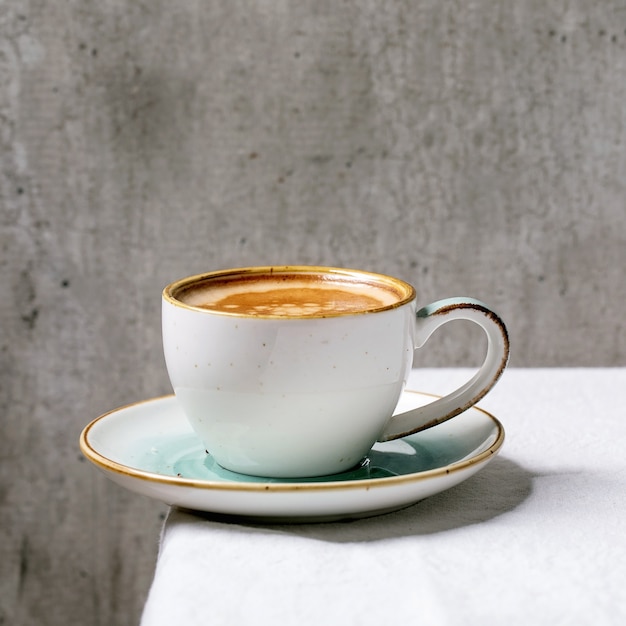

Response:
(174, 268), (413, 318)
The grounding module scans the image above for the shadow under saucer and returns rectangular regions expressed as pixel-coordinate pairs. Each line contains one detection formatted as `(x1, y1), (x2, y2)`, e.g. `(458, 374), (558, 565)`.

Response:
(172, 455), (532, 541)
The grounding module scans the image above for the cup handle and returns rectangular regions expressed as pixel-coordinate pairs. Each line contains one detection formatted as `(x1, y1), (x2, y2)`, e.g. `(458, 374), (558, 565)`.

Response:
(379, 297), (510, 441)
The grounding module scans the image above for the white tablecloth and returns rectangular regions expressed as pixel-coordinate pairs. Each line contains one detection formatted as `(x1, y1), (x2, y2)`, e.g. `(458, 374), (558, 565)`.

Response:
(141, 368), (626, 626)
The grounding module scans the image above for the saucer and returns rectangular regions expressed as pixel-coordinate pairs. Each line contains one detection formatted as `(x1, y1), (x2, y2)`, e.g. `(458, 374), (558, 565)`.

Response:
(79, 390), (504, 522)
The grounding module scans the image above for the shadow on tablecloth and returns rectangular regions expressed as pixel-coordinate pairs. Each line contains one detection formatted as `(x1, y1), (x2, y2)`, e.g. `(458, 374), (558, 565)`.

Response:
(171, 456), (532, 542)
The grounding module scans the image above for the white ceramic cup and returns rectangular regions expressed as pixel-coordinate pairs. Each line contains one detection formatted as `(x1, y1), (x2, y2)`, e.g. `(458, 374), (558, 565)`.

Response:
(162, 266), (509, 478)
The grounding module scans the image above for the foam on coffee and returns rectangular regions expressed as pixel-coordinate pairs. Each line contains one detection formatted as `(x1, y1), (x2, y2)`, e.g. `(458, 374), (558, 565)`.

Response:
(176, 270), (411, 318)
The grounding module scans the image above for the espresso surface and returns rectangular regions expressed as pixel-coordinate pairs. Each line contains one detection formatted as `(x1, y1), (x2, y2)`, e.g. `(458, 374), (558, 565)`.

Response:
(179, 274), (405, 317)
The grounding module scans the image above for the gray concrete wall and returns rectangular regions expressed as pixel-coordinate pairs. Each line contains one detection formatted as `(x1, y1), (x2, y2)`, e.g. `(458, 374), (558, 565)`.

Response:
(1, 1), (625, 624)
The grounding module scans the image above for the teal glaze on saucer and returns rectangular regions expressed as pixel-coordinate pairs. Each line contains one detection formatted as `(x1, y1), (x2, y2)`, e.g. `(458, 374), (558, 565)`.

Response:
(80, 391), (504, 521)
(136, 416), (493, 484)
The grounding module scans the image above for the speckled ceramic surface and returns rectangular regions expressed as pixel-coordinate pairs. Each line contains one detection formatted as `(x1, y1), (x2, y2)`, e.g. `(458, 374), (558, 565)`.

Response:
(80, 390), (504, 522)
(162, 266), (509, 477)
